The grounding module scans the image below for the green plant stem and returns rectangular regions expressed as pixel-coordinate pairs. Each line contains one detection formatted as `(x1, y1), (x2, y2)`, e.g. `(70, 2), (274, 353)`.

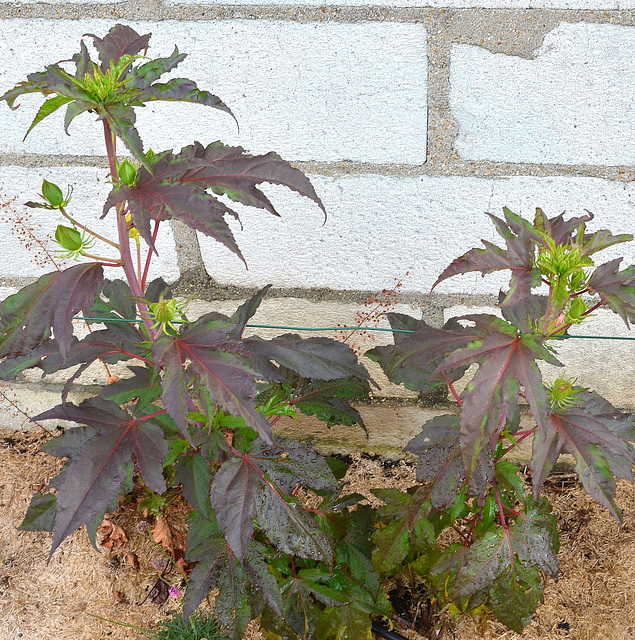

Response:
(59, 205), (120, 249)
(102, 120), (156, 339)
(80, 252), (124, 265)
(84, 612), (153, 636)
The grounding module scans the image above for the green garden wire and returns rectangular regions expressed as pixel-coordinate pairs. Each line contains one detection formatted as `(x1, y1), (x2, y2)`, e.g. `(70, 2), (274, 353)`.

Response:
(72, 317), (635, 341)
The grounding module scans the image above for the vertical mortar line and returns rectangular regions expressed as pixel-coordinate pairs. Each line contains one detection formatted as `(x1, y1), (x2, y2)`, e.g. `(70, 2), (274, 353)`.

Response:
(425, 9), (458, 176)
(170, 219), (212, 285)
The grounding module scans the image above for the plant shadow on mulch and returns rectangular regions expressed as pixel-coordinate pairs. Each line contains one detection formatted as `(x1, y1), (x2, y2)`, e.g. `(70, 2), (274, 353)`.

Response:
(2, 428), (635, 640)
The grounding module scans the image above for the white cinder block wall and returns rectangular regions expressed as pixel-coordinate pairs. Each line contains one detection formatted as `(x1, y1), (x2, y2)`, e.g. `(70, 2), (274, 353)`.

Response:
(1, 4), (635, 428)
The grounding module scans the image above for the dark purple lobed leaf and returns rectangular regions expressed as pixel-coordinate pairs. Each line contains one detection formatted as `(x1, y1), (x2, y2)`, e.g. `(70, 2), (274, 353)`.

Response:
(104, 167), (242, 260)
(33, 397), (168, 558)
(367, 317), (481, 393)
(245, 333), (369, 382)
(436, 316), (558, 479)
(87, 24), (151, 72)
(404, 414), (493, 508)
(531, 395), (635, 521)
(177, 141), (326, 218)
(211, 438), (333, 562)
(0, 263), (103, 360)
(153, 318), (275, 443)
(433, 208), (543, 307)
(587, 258), (635, 327)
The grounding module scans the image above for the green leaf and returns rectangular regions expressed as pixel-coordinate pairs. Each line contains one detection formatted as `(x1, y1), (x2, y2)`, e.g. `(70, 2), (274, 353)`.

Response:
(279, 372), (371, 428)
(24, 95), (73, 140)
(19, 492), (56, 532)
(174, 451), (213, 518)
(489, 563), (542, 633)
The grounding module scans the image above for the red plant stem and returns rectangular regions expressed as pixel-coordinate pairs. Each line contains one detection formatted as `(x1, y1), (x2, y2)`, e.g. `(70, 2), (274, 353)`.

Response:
(141, 220), (160, 290)
(501, 426), (537, 457)
(446, 377), (462, 407)
(137, 408), (168, 422)
(102, 121), (157, 339)
(493, 481), (507, 530)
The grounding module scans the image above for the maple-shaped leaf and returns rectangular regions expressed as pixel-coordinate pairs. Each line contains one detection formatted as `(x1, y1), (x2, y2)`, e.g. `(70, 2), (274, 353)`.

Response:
(183, 511), (251, 638)
(531, 391), (635, 521)
(0, 263), (103, 359)
(104, 162), (242, 259)
(152, 313), (277, 443)
(87, 24), (151, 72)
(176, 141), (326, 218)
(367, 313), (481, 393)
(33, 397), (168, 558)
(432, 208), (543, 307)
(404, 414), (493, 509)
(436, 315), (559, 479)
(587, 258), (635, 327)
(210, 437), (334, 561)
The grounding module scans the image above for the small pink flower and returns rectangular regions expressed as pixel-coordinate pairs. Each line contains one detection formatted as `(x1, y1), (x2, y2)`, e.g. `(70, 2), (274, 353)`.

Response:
(169, 585), (180, 600)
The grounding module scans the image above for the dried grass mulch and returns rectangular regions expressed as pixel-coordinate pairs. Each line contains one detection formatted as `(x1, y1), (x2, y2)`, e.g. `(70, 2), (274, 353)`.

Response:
(2, 429), (635, 640)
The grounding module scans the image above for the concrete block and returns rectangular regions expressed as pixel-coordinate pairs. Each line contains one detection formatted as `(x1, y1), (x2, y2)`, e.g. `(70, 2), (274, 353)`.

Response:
(0, 20), (427, 164)
(451, 22), (635, 166)
(197, 174), (635, 295)
(0, 166), (179, 282)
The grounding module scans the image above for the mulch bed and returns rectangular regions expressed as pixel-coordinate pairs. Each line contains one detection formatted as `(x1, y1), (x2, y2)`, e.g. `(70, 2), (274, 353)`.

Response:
(2, 428), (635, 640)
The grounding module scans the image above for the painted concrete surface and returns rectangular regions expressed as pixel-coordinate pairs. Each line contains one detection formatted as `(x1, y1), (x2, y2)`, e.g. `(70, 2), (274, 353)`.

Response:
(0, 19), (427, 165)
(0, 166), (180, 282)
(198, 174), (635, 294)
(451, 22), (635, 166)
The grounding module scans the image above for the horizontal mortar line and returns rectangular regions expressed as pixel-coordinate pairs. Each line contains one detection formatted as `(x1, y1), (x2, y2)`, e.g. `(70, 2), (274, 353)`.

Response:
(1, 6), (635, 24)
(2, 154), (635, 182)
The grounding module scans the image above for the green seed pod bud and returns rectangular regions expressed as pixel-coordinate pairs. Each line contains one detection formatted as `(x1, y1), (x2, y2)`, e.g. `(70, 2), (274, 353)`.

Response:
(55, 225), (83, 252)
(568, 296), (587, 321)
(118, 159), (138, 186)
(151, 297), (178, 324)
(42, 179), (65, 208)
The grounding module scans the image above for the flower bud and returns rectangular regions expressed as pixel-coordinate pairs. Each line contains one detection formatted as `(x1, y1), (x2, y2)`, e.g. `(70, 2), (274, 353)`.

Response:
(118, 159), (138, 186)
(42, 179), (65, 208)
(55, 225), (83, 252)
